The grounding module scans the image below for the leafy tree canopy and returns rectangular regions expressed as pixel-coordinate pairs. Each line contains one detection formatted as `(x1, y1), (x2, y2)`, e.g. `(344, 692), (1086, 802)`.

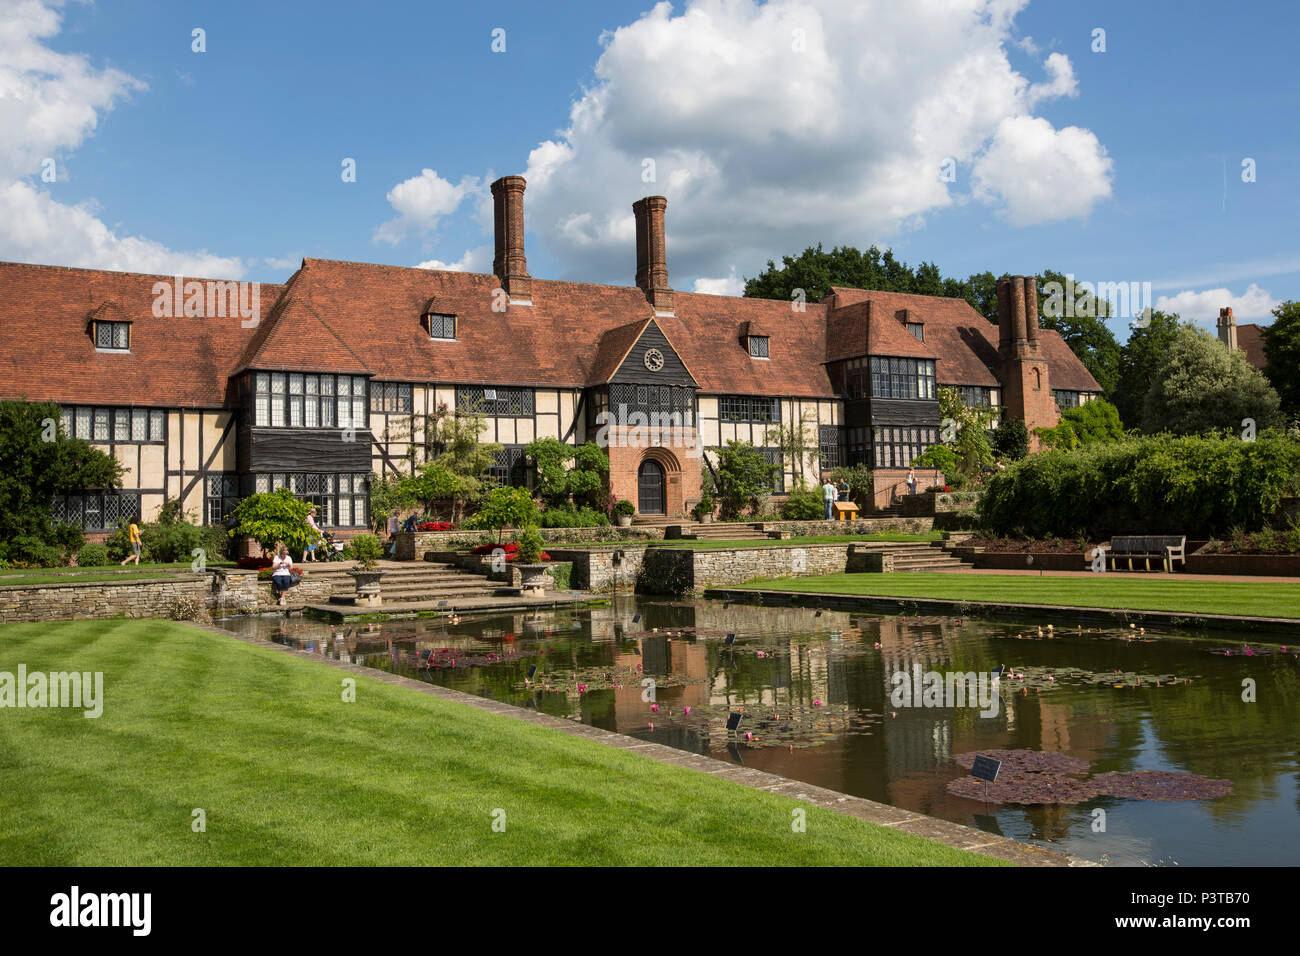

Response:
(1263, 300), (1300, 416)
(0, 400), (125, 564)
(704, 441), (776, 520)
(1142, 326), (1283, 435)
(1112, 309), (1182, 428)
(1036, 399), (1125, 450)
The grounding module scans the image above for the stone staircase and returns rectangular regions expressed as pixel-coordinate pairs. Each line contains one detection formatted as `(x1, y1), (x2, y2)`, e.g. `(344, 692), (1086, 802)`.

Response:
(303, 561), (507, 605)
(854, 540), (974, 572)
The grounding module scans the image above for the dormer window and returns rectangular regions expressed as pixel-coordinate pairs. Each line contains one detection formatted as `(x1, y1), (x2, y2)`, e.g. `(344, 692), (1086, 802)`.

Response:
(426, 312), (456, 340)
(906, 322), (924, 342)
(748, 335), (770, 358)
(94, 320), (130, 351)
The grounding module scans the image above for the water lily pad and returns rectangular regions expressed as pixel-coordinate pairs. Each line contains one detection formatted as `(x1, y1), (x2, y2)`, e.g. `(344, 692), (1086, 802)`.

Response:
(1091, 770), (1233, 801)
(953, 749), (1090, 775)
(947, 772), (1101, 805)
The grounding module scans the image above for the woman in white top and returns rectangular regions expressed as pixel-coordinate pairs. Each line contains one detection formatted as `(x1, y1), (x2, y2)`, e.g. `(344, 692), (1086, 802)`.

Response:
(270, 543), (295, 606)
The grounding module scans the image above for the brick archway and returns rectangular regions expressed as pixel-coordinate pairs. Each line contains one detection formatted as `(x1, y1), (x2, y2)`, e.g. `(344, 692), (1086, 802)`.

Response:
(609, 444), (700, 519)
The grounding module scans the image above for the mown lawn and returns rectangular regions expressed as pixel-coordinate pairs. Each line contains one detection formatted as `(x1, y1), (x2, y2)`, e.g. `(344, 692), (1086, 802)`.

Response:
(0, 620), (998, 867)
(733, 572), (1300, 620)
(0, 562), (233, 588)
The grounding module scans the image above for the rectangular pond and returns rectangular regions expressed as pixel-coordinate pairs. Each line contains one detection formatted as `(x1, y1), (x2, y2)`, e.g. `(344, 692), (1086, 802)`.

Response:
(218, 596), (1300, 866)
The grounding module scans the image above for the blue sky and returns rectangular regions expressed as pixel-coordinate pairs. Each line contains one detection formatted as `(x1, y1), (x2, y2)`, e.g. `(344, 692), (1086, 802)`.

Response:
(5, 0), (1297, 337)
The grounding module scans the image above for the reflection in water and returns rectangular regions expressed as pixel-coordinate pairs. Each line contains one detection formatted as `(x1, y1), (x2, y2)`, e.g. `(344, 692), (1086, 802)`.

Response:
(219, 597), (1300, 867)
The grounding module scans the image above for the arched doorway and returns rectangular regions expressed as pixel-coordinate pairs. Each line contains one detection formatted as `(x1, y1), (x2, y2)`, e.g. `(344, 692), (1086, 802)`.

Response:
(637, 459), (665, 515)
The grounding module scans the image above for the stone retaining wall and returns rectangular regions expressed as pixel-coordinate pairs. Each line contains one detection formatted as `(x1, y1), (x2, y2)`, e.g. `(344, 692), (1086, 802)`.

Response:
(755, 517), (934, 535)
(0, 575), (211, 623)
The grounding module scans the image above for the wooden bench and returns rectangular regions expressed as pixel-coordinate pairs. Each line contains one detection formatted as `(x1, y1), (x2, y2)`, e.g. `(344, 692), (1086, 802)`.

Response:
(1109, 535), (1186, 572)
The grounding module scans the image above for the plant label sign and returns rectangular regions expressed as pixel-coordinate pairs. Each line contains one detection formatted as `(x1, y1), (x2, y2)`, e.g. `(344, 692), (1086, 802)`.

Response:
(971, 755), (1001, 782)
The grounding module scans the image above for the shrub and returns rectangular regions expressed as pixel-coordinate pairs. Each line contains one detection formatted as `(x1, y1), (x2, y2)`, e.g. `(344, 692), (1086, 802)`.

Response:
(517, 525), (545, 563)
(416, 521), (454, 532)
(233, 489), (312, 556)
(829, 464), (874, 510)
(979, 432), (1300, 538)
(75, 543), (110, 567)
(348, 533), (384, 570)
(141, 509), (203, 564)
(780, 486), (824, 520)
(992, 417), (1030, 461)
(464, 486), (539, 541)
(613, 500), (636, 518)
(538, 505), (608, 528)
(199, 524), (232, 563)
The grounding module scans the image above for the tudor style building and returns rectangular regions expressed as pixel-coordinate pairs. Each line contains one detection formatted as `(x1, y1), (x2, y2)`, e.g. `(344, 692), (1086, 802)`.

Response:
(0, 175), (1100, 534)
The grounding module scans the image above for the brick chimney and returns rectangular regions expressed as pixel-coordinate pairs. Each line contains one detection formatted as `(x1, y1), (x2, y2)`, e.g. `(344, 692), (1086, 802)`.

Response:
(491, 175), (531, 303)
(1217, 307), (1237, 350)
(633, 196), (674, 314)
(996, 274), (1057, 445)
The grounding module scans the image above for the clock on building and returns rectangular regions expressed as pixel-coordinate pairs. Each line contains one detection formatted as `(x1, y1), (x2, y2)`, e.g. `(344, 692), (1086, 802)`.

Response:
(643, 348), (665, 372)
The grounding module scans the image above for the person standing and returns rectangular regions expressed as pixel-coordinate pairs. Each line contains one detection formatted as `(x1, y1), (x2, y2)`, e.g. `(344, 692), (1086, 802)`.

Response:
(305, 507), (322, 561)
(821, 475), (837, 520)
(387, 510), (401, 558)
(270, 543), (295, 606)
(906, 467), (918, 496)
(120, 516), (142, 566)
(836, 476), (850, 502)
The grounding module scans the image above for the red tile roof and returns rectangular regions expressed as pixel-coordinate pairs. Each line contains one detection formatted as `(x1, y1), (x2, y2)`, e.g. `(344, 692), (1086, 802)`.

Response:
(0, 257), (1102, 410)
(0, 260), (278, 408)
(827, 285), (1100, 392)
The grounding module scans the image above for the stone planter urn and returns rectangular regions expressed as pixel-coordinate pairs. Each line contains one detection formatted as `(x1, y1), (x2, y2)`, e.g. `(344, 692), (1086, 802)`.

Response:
(516, 563), (550, 596)
(616, 515), (633, 528)
(347, 567), (387, 606)
(696, 512), (713, 524)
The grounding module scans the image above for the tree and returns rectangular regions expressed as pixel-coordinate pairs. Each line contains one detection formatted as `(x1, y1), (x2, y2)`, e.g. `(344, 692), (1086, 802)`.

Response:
(367, 472), (419, 532)
(1036, 399), (1125, 449)
(938, 387), (995, 480)
(704, 441), (775, 519)
(1113, 309), (1181, 428)
(1142, 326), (1283, 435)
(1263, 301), (1300, 415)
(430, 411), (502, 522)
(408, 463), (462, 519)
(466, 486), (538, 543)
(764, 410), (818, 488)
(991, 418), (1029, 461)
(1035, 270), (1122, 399)
(233, 489), (312, 557)
(525, 438), (609, 508)
(0, 400), (124, 564)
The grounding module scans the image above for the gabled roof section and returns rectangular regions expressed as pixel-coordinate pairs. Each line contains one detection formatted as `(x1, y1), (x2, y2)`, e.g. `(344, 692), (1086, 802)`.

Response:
(241, 295), (372, 375)
(590, 317), (701, 387)
(0, 260), (282, 408)
(88, 299), (132, 325)
(825, 298), (938, 363)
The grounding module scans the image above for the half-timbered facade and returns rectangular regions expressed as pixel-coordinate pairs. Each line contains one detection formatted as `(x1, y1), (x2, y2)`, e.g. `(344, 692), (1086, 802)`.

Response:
(0, 175), (1101, 531)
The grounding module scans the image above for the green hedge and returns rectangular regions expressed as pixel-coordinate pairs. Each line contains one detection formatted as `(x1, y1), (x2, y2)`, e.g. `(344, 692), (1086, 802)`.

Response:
(978, 432), (1300, 538)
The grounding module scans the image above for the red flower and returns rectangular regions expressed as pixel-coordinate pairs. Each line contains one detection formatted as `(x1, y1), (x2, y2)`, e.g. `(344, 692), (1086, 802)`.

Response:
(417, 521), (453, 531)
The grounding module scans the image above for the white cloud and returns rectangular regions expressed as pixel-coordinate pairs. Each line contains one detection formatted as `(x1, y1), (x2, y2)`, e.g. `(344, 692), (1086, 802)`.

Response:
(0, 0), (244, 276)
(374, 168), (480, 244)
(450, 0), (1114, 284)
(416, 246), (491, 273)
(693, 268), (744, 296)
(971, 115), (1112, 226)
(1155, 283), (1280, 323)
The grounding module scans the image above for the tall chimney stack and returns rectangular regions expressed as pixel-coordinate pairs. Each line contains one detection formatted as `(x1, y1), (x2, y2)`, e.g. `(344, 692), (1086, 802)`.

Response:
(1022, 276), (1039, 346)
(633, 196), (674, 314)
(491, 175), (531, 303)
(1217, 307), (1237, 350)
